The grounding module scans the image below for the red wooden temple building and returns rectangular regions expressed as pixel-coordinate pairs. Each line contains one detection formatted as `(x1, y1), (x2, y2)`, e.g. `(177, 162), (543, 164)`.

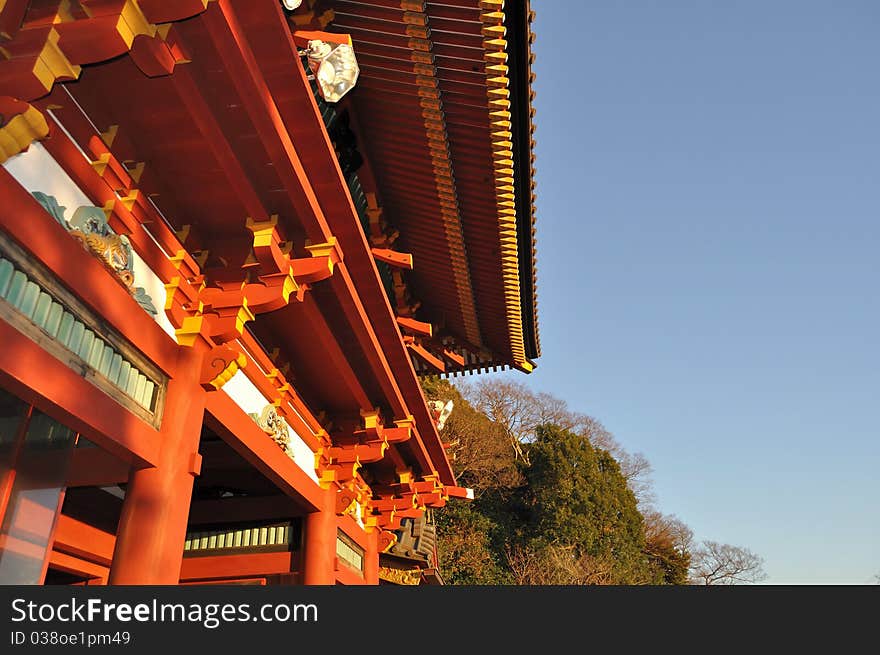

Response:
(0, 0), (538, 585)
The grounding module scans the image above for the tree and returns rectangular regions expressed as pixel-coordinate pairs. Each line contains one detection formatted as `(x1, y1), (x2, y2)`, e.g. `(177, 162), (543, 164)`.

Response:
(461, 379), (655, 505)
(420, 378), (520, 494)
(425, 378), (758, 587)
(434, 502), (509, 585)
(690, 541), (767, 585)
(460, 378), (540, 463)
(643, 511), (693, 585)
(522, 424), (652, 584)
(505, 542), (615, 585)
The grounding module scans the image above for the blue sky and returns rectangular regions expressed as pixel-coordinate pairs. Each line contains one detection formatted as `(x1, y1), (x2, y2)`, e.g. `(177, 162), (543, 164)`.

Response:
(514, 1), (880, 583)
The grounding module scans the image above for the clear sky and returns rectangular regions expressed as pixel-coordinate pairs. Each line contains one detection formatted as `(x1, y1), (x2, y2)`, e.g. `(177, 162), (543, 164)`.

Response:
(514, 0), (880, 584)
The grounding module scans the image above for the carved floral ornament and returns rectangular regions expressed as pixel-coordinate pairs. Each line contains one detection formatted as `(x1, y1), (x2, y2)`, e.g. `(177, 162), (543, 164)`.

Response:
(250, 404), (292, 454)
(32, 192), (157, 315)
(377, 566), (421, 586)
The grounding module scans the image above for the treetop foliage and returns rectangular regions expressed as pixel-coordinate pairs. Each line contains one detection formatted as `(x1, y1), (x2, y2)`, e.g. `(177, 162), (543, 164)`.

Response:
(423, 377), (764, 586)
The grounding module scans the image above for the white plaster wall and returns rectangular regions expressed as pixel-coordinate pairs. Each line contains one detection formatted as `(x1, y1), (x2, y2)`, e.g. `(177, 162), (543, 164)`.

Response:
(3, 143), (177, 340)
(222, 370), (319, 484)
(4, 141), (91, 220)
(130, 255), (175, 338)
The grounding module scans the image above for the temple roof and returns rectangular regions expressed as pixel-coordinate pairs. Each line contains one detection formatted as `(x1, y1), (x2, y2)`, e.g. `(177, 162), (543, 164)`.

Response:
(314, 0), (540, 374)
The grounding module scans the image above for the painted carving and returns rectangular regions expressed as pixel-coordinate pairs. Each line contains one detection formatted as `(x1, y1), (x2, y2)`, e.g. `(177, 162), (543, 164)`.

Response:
(377, 566), (421, 586)
(68, 206), (136, 286)
(254, 405), (291, 453)
(377, 530), (397, 553)
(200, 343), (246, 391)
(336, 487), (358, 515)
(31, 193), (157, 316)
(31, 192), (68, 227)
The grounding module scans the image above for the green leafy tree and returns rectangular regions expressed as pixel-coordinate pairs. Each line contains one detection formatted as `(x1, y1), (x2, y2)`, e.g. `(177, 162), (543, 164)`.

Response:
(522, 424), (652, 584)
(462, 379), (655, 505)
(434, 500), (510, 585)
(425, 379), (708, 585)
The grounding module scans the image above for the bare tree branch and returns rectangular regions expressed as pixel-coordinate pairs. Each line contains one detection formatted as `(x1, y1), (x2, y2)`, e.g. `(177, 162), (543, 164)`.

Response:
(690, 541), (767, 585)
(461, 378), (656, 505)
(505, 542), (616, 585)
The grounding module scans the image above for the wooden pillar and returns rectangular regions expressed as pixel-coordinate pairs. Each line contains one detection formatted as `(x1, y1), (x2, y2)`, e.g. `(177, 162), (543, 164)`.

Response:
(364, 529), (379, 585)
(108, 348), (206, 584)
(302, 488), (336, 585)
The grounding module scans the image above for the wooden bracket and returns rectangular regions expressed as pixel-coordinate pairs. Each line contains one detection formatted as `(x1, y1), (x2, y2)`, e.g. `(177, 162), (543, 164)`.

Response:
(396, 316), (432, 337)
(371, 247), (413, 270)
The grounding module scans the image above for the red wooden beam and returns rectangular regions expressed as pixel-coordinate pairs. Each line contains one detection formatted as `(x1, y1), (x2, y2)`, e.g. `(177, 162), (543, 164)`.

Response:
(396, 316), (432, 337)
(204, 391), (324, 512)
(188, 496), (303, 525)
(0, 0), (28, 40)
(47, 550), (109, 583)
(293, 294), (374, 410)
(166, 63), (269, 222)
(52, 515), (116, 567)
(371, 247), (413, 269)
(180, 551), (293, 581)
(442, 348), (466, 367)
(67, 448), (131, 487)
(334, 558), (366, 585)
(138, 0), (214, 25)
(405, 340), (446, 373)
